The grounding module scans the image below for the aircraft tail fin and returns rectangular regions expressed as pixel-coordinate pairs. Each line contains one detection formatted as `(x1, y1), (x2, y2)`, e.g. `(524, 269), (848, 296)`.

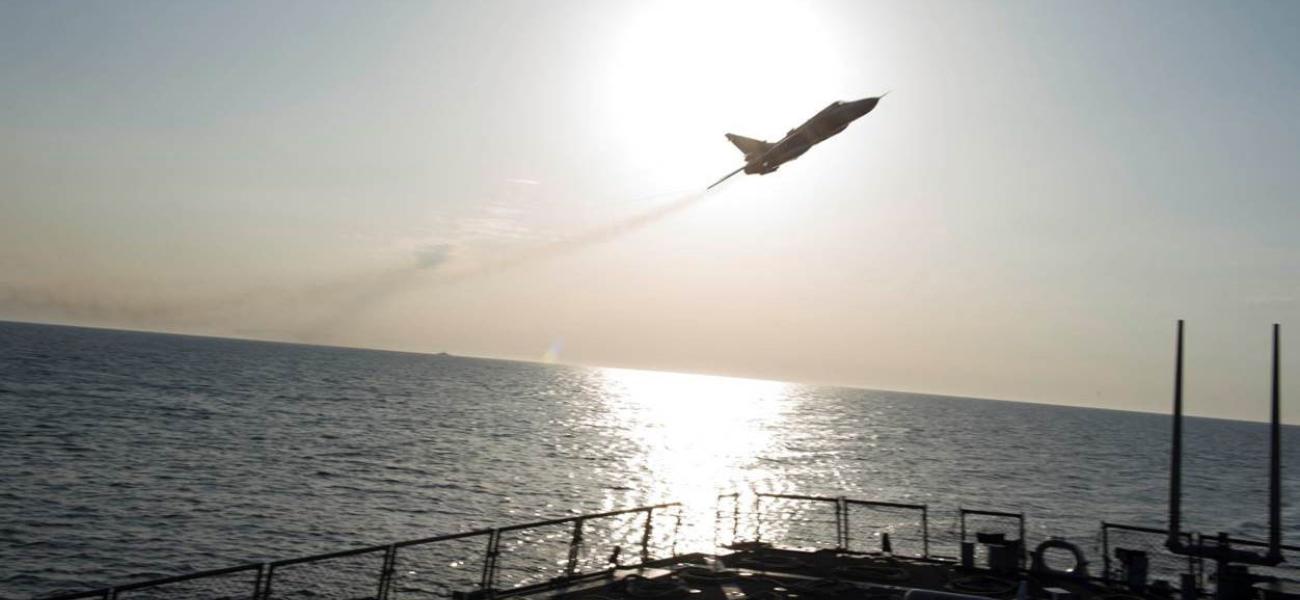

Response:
(725, 134), (772, 161)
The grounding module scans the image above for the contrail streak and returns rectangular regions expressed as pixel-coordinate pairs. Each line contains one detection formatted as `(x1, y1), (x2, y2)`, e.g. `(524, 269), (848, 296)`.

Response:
(0, 189), (715, 343)
(441, 190), (706, 282)
(297, 189), (710, 338)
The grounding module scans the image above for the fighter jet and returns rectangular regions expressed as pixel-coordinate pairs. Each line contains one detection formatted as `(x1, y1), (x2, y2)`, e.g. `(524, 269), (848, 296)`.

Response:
(708, 95), (886, 189)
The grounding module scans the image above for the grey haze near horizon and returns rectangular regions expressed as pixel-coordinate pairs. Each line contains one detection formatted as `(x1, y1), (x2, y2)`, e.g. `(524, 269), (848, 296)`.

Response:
(1, 1), (1298, 421)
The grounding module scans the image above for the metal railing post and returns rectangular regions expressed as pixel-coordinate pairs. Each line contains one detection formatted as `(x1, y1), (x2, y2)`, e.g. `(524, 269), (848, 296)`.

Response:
(264, 565), (277, 600)
(1101, 523), (1111, 583)
(253, 563), (265, 600)
(641, 509), (655, 563)
(1191, 533), (1202, 591)
(732, 495), (740, 544)
(836, 497), (848, 550)
(712, 498), (721, 549)
(959, 507), (967, 549)
(376, 544), (397, 600)
(671, 509), (682, 557)
(565, 518), (585, 578)
(480, 529), (500, 596)
(1018, 514), (1027, 567)
(921, 507), (930, 559)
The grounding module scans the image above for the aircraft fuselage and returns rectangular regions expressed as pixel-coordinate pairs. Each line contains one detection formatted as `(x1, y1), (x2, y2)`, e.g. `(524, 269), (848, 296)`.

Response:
(742, 96), (881, 175)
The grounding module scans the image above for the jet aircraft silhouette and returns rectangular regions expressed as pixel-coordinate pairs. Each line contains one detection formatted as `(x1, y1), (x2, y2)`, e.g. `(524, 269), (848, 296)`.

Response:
(709, 95), (886, 189)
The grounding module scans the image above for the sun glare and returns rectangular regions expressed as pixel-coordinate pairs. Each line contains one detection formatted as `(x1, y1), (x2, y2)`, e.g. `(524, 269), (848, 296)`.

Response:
(600, 1), (850, 168)
(597, 367), (792, 549)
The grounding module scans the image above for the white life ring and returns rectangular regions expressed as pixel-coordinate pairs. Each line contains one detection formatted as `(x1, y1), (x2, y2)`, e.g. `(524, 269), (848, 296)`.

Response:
(1031, 539), (1089, 578)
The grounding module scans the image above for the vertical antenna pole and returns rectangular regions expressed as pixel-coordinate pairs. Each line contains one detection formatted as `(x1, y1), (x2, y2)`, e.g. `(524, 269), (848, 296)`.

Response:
(1268, 324), (1282, 561)
(1168, 320), (1185, 550)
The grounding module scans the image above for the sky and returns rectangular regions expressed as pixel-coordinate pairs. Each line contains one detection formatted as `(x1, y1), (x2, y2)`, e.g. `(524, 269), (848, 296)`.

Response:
(1, 1), (1297, 421)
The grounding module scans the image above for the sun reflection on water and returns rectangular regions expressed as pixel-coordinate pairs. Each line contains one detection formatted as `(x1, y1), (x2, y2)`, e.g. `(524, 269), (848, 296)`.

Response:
(596, 367), (793, 550)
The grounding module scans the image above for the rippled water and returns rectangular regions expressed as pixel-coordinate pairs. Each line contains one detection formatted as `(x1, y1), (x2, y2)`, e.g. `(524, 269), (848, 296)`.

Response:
(1, 321), (1296, 598)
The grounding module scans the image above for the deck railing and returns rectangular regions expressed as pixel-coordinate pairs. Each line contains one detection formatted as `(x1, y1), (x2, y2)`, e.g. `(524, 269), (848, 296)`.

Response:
(1098, 524), (1300, 592)
(720, 493), (1300, 595)
(37, 503), (681, 600)
(1099, 522), (1202, 589)
(34, 495), (1300, 600)
(959, 508), (1025, 567)
(715, 493), (928, 558)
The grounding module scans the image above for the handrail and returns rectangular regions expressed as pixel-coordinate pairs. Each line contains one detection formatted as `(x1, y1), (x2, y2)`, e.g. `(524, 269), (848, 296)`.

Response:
(482, 503), (681, 594)
(756, 492), (840, 503)
(1206, 534), (1300, 553)
(1100, 522), (1199, 590)
(267, 541), (391, 569)
(737, 493), (931, 558)
(843, 498), (928, 511)
(1101, 522), (1174, 536)
(391, 527), (496, 549)
(844, 498), (930, 558)
(959, 507), (1026, 566)
(30, 499), (1289, 600)
(494, 502), (680, 533)
(959, 508), (1023, 520)
(32, 503), (681, 600)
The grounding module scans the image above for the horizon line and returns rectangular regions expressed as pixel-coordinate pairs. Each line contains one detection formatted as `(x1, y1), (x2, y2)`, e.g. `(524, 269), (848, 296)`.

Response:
(2, 317), (1288, 427)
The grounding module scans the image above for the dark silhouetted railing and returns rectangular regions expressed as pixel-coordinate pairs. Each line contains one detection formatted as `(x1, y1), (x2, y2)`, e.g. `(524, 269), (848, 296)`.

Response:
(33, 496), (1298, 600)
(37, 503), (681, 600)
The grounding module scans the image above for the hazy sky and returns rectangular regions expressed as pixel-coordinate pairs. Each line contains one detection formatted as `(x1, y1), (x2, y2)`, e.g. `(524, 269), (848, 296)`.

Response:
(2, 1), (1297, 421)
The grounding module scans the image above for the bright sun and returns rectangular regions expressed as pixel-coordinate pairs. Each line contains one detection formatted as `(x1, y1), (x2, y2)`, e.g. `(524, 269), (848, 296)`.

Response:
(600, 1), (851, 171)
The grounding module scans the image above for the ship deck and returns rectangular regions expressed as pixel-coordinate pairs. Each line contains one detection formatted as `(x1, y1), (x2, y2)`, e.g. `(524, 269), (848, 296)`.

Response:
(548, 546), (1137, 600)
(35, 494), (1298, 600)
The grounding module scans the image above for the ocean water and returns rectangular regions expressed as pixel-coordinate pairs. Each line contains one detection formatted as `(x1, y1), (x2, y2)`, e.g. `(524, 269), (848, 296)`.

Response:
(1, 320), (1296, 599)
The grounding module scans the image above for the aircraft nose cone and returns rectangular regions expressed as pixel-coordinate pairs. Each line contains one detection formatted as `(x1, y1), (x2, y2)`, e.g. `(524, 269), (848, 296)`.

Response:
(852, 97), (880, 116)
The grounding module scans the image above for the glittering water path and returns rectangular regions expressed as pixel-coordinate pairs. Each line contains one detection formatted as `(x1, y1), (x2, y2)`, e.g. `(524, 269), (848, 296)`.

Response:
(2, 321), (1296, 598)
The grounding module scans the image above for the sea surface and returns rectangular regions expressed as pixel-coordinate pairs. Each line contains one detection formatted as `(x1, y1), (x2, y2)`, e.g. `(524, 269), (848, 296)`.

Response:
(1, 320), (1297, 599)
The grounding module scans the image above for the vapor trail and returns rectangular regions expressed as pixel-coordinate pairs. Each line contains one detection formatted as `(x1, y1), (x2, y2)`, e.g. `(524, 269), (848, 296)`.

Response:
(0, 189), (714, 342)
(439, 189), (706, 282)
(297, 189), (710, 337)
